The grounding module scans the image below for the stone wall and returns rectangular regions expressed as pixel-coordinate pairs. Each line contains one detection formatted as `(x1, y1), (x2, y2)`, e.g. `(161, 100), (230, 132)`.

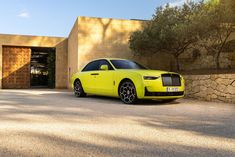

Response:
(184, 74), (235, 104)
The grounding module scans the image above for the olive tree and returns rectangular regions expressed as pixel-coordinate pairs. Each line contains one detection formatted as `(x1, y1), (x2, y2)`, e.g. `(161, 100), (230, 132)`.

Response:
(130, 2), (205, 71)
(199, 0), (235, 69)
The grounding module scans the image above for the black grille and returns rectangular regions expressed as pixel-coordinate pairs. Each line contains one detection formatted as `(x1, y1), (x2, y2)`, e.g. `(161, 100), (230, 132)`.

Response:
(162, 74), (181, 86)
(145, 88), (184, 96)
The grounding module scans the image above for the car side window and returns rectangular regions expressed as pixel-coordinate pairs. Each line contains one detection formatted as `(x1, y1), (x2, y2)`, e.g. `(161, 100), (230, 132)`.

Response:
(99, 60), (114, 70)
(82, 60), (101, 72)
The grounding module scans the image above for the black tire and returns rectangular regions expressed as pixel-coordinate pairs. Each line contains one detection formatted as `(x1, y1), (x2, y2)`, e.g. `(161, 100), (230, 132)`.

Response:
(74, 80), (86, 97)
(119, 80), (137, 104)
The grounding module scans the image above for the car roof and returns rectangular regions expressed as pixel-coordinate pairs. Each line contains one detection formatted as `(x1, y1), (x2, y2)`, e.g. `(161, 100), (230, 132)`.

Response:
(90, 58), (129, 62)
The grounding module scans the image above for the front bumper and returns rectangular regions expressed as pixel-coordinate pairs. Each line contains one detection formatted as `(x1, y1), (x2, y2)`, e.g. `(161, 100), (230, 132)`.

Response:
(144, 87), (184, 96)
(137, 74), (185, 99)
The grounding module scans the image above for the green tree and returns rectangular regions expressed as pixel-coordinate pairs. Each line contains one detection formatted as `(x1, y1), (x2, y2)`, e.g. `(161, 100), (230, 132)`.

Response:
(130, 2), (205, 71)
(200, 0), (235, 69)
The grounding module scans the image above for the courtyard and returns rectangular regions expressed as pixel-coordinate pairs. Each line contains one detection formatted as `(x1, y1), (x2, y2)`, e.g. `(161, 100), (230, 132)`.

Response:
(0, 89), (234, 157)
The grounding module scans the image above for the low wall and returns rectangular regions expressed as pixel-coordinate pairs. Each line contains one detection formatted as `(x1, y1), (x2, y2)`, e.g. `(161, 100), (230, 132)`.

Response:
(184, 74), (235, 104)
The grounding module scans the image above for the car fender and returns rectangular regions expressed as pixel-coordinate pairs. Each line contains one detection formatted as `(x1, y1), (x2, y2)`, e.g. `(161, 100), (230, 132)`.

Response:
(114, 71), (145, 99)
(71, 72), (80, 89)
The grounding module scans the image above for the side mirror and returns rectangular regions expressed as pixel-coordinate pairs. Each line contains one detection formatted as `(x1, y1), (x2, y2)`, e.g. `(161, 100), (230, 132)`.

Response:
(100, 64), (109, 71)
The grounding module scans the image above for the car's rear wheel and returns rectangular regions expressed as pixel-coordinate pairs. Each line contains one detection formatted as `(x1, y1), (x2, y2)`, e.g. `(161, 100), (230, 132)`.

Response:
(119, 80), (137, 104)
(74, 80), (86, 97)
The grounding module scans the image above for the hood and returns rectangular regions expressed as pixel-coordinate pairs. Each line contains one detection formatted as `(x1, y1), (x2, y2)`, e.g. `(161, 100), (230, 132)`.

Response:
(117, 69), (179, 76)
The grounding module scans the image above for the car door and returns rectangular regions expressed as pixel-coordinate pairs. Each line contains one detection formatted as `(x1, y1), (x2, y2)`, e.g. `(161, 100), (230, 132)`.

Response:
(93, 59), (115, 96)
(80, 60), (101, 94)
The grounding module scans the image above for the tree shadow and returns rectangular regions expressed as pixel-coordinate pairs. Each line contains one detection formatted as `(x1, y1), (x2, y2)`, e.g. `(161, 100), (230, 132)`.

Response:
(138, 112), (235, 139)
(0, 89), (235, 154)
(0, 130), (234, 157)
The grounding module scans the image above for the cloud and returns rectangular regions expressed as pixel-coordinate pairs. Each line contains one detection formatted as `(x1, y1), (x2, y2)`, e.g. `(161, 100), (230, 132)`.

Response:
(166, 0), (190, 7)
(168, 0), (201, 7)
(18, 11), (30, 18)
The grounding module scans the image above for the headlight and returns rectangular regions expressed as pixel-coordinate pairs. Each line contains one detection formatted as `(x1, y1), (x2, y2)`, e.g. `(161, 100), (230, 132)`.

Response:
(144, 76), (160, 80)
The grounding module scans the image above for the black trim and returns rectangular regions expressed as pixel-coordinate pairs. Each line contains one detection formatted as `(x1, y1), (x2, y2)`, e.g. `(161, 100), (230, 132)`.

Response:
(145, 88), (184, 96)
(91, 73), (99, 75)
(82, 59), (114, 72)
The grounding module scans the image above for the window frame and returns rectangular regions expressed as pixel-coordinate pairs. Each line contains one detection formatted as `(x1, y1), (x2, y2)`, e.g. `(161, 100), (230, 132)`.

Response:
(81, 60), (101, 72)
(81, 59), (115, 72)
(110, 59), (147, 70)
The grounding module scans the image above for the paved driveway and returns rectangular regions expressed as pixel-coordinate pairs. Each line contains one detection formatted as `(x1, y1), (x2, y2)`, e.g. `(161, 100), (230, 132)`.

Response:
(0, 89), (234, 157)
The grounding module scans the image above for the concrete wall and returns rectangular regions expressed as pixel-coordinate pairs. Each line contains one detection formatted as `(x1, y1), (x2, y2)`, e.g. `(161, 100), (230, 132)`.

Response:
(55, 39), (68, 88)
(76, 16), (144, 70)
(184, 74), (235, 104)
(68, 18), (79, 88)
(0, 34), (68, 89)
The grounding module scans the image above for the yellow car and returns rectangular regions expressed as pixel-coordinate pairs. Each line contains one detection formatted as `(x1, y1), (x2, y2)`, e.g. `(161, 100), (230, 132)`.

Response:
(71, 58), (185, 104)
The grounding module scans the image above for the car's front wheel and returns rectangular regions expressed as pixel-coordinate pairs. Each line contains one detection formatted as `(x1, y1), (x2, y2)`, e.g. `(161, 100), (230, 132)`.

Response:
(119, 80), (137, 104)
(74, 80), (86, 97)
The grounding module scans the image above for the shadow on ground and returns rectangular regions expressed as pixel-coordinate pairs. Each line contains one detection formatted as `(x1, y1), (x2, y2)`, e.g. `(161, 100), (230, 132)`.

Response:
(0, 89), (234, 157)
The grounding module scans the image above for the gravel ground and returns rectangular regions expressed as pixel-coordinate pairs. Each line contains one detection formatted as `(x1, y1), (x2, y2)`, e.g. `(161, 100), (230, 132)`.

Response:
(0, 89), (235, 157)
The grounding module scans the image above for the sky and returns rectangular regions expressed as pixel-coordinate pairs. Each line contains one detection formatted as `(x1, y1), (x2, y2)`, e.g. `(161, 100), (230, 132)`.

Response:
(0, 0), (188, 37)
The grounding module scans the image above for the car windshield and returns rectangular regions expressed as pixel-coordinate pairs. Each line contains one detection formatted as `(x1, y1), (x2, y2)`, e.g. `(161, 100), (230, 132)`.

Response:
(110, 60), (147, 69)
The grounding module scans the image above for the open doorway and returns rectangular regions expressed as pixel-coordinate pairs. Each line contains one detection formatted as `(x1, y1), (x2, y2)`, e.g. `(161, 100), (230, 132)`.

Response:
(30, 47), (55, 88)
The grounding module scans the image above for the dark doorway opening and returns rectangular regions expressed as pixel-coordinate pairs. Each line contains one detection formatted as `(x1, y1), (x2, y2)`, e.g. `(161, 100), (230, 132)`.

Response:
(30, 47), (55, 88)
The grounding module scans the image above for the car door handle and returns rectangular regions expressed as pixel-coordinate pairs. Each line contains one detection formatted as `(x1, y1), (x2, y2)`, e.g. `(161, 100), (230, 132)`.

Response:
(91, 73), (99, 76)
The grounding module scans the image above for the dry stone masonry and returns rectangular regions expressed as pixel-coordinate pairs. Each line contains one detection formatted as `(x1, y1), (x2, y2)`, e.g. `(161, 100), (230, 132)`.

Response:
(184, 74), (235, 104)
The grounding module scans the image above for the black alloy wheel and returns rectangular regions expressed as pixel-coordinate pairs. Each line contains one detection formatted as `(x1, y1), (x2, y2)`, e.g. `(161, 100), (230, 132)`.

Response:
(119, 81), (137, 104)
(74, 80), (86, 97)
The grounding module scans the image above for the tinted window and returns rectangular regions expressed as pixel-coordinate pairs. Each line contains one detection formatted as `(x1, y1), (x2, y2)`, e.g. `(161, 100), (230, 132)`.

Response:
(110, 60), (147, 69)
(99, 60), (114, 70)
(82, 59), (114, 72)
(82, 60), (100, 71)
